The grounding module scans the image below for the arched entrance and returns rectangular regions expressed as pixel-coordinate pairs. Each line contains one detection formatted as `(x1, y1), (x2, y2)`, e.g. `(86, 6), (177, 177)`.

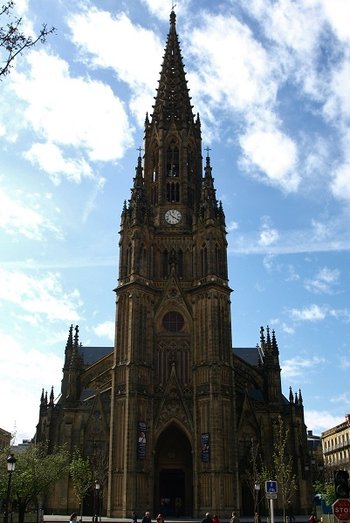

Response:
(154, 424), (193, 517)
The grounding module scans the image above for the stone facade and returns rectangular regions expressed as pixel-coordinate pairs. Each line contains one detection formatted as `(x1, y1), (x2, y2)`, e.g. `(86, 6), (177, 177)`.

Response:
(36, 11), (311, 519)
(322, 415), (350, 482)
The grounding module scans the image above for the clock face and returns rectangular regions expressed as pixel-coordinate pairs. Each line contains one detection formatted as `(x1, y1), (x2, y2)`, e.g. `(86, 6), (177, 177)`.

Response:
(165, 209), (182, 224)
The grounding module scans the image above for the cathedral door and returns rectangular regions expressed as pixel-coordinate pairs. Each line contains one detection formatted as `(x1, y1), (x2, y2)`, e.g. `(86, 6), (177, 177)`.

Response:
(154, 424), (193, 517)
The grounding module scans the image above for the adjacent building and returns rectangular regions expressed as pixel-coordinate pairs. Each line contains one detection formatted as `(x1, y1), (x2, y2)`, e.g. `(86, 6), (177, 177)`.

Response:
(322, 415), (350, 482)
(36, 10), (311, 518)
(0, 428), (11, 450)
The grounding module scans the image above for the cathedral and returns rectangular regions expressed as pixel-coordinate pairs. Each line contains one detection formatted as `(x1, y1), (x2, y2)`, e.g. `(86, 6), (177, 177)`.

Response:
(36, 11), (311, 519)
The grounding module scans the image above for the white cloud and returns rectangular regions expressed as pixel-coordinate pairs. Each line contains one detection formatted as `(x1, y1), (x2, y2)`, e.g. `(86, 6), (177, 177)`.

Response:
(331, 392), (350, 405)
(240, 127), (299, 192)
(289, 304), (327, 321)
(227, 220), (239, 232)
(311, 219), (333, 241)
(142, 0), (189, 20)
(321, 0), (350, 43)
(282, 355), (326, 379)
(329, 308), (350, 323)
(304, 267), (340, 294)
(10, 50), (134, 171)
(67, 8), (163, 123)
(25, 142), (93, 184)
(259, 217), (280, 247)
(93, 320), (115, 342)
(323, 58), (350, 122)
(189, 13), (277, 112)
(304, 410), (345, 434)
(331, 163), (350, 201)
(0, 186), (62, 240)
(281, 322), (295, 335)
(0, 332), (62, 442)
(0, 268), (82, 323)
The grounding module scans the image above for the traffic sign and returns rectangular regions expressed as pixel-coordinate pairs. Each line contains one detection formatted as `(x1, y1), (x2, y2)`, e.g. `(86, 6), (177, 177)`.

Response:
(265, 480), (278, 493)
(333, 498), (350, 520)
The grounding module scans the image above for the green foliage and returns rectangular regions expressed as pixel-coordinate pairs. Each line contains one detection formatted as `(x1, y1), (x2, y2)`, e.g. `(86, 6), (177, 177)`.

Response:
(0, 1), (55, 78)
(0, 443), (69, 523)
(252, 416), (297, 519)
(70, 450), (93, 519)
(314, 480), (336, 507)
(270, 416), (298, 521)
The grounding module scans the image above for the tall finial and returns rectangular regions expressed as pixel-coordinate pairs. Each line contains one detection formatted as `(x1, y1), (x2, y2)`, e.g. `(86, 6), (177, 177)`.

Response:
(170, 7), (176, 25)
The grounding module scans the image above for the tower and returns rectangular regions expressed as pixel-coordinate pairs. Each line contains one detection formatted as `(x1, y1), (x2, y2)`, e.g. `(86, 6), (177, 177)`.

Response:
(108, 10), (238, 517)
(35, 9), (312, 519)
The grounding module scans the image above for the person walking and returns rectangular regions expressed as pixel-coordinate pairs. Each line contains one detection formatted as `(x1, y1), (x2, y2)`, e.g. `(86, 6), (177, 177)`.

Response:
(213, 514), (220, 523)
(202, 513), (213, 523)
(142, 512), (152, 523)
(309, 512), (317, 523)
(254, 512), (261, 523)
(230, 511), (240, 523)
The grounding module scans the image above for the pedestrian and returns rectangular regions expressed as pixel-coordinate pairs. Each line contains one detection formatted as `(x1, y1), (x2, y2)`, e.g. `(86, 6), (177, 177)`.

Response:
(142, 511), (152, 523)
(213, 514), (220, 523)
(201, 513), (213, 523)
(70, 513), (78, 523)
(309, 513), (317, 523)
(230, 512), (240, 523)
(156, 514), (164, 523)
(132, 512), (138, 523)
(254, 512), (261, 523)
(288, 504), (295, 523)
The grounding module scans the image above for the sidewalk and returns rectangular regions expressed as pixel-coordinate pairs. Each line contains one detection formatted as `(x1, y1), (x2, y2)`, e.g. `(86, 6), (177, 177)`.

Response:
(43, 516), (311, 523)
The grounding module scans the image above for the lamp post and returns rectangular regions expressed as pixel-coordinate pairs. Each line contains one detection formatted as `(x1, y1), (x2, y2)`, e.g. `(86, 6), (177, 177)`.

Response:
(93, 480), (100, 523)
(4, 453), (17, 523)
(254, 483), (260, 515)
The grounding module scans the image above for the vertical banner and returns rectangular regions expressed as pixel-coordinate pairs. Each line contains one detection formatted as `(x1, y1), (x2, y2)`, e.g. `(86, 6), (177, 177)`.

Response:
(201, 432), (210, 462)
(137, 421), (147, 460)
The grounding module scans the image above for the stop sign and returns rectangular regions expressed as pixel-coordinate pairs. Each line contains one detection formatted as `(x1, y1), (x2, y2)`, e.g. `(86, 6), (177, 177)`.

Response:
(333, 498), (350, 520)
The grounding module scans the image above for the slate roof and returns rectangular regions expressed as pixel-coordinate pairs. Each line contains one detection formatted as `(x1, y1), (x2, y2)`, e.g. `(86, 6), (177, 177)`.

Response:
(78, 346), (113, 366)
(234, 346), (260, 366)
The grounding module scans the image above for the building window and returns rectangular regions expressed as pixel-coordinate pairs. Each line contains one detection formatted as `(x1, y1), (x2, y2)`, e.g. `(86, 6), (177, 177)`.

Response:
(166, 142), (179, 177)
(166, 182), (180, 202)
(163, 311), (184, 332)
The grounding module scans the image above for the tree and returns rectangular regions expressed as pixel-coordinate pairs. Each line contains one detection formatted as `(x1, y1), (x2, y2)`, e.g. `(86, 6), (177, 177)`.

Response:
(70, 451), (93, 521)
(271, 416), (298, 522)
(0, 444), (69, 523)
(314, 480), (336, 508)
(0, 1), (55, 78)
(245, 438), (264, 514)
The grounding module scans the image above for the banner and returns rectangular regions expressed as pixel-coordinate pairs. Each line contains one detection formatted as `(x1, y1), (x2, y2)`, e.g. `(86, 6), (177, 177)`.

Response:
(137, 421), (147, 460)
(201, 432), (210, 462)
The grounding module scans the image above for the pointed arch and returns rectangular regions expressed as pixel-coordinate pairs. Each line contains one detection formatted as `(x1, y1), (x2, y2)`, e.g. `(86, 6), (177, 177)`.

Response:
(153, 423), (193, 517)
(166, 139), (179, 177)
(200, 243), (208, 276)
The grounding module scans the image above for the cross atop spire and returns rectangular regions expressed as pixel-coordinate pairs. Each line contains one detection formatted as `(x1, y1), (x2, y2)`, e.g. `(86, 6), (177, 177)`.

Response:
(150, 8), (194, 127)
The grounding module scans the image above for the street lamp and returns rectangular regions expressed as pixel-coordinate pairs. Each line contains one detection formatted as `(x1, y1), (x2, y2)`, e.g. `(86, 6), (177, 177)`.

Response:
(254, 483), (260, 514)
(93, 480), (100, 523)
(4, 453), (17, 523)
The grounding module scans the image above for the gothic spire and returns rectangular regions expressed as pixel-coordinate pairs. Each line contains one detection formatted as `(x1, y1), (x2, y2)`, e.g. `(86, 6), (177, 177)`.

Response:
(151, 10), (194, 127)
(49, 386), (54, 406)
(128, 149), (148, 225)
(199, 150), (218, 221)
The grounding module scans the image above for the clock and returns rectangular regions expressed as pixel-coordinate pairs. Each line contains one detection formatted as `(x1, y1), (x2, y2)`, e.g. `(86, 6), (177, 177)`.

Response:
(165, 209), (182, 224)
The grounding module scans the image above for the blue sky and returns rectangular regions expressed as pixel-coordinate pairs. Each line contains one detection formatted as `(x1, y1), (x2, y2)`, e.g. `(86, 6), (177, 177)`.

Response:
(1, 0), (350, 443)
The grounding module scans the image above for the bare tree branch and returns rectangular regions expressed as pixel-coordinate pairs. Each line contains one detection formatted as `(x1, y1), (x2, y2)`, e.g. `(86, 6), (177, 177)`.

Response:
(0, 1), (55, 78)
